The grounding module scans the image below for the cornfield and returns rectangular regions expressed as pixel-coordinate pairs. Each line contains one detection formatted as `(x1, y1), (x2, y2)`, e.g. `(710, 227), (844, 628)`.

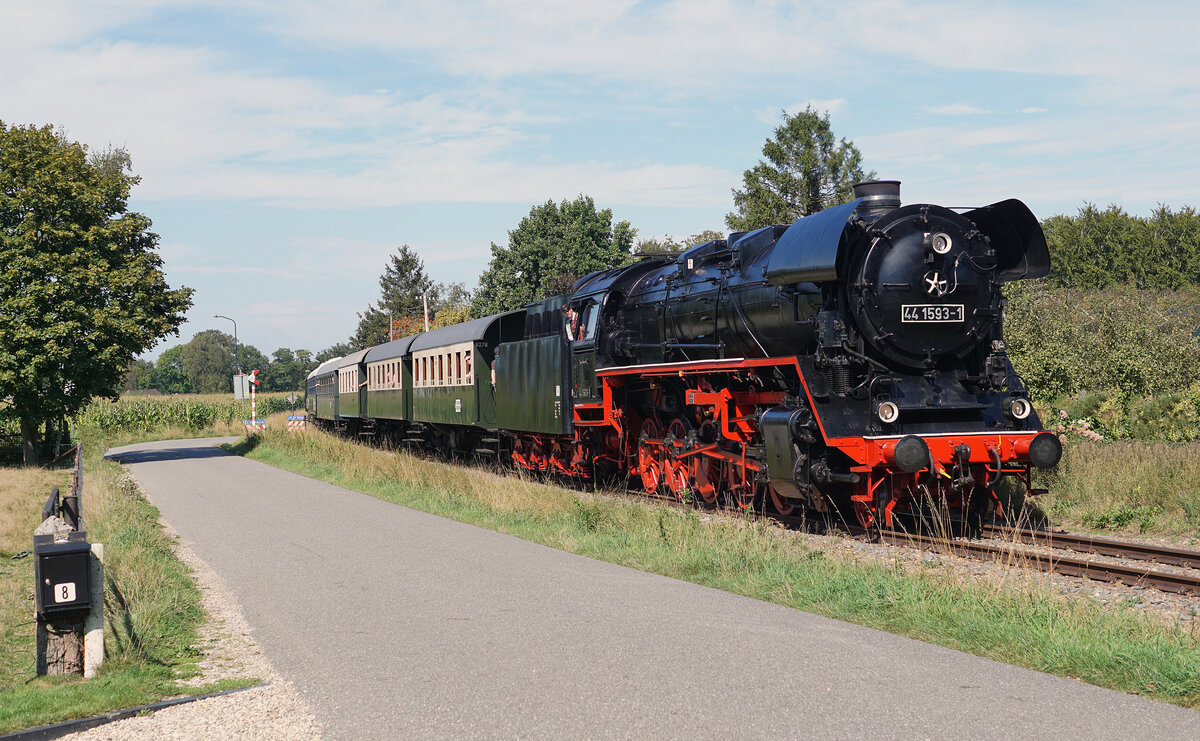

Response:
(75, 393), (298, 434)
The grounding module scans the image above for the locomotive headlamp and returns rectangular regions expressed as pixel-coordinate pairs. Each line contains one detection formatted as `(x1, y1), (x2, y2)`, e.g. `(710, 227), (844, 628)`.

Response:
(930, 232), (953, 255)
(1006, 397), (1032, 420)
(875, 400), (900, 424)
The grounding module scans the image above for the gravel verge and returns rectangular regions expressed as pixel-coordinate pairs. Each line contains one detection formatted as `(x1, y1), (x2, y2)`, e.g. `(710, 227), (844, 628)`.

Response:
(65, 492), (322, 740)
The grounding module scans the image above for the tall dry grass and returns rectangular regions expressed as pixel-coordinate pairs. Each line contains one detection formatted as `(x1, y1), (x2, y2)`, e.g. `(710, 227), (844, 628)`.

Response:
(1033, 439), (1200, 537)
(0, 467), (71, 688)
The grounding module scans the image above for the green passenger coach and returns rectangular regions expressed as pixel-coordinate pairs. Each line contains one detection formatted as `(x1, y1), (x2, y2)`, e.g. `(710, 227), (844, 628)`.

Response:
(336, 349), (370, 422)
(409, 311), (525, 431)
(363, 335), (417, 421)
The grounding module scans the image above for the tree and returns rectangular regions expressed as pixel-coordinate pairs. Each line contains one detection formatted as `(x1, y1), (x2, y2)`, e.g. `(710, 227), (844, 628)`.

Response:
(178, 330), (267, 393)
(634, 230), (726, 255)
(181, 330), (237, 393)
(634, 236), (684, 254)
(317, 342), (355, 363)
(123, 359), (155, 391)
(0, 123), (192, 464)
(153, 346), (192, 394)
(726, 107), (873, 231)
(260, 347), (319, 392)
(430, 282), (473, 329)
(474, 196), (636, 316)
(1041, 204), (1200, 289)
(351, 245), (435, 347)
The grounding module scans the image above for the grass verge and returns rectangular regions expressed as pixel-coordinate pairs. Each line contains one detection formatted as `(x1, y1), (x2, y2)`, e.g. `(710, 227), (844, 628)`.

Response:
(233, 428), (1200, 709)
(0, 430), (255, 734)
(1032, 439), (1200, 539)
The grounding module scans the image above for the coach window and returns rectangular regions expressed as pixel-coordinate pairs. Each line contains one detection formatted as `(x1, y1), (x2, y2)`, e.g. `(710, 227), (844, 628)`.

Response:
(464, 353), (473, 384)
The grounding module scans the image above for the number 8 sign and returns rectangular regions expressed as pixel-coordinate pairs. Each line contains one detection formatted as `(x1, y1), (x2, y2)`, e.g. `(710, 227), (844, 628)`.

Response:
(54, 582), (76, 603)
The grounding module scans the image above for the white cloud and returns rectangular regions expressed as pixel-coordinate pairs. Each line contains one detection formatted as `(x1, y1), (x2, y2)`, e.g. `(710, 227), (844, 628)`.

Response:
(1, 8), (735, 210)
(926, 103), (988, 116)
(1017, 107), (1048, 114)
(257, 0), (837, 88)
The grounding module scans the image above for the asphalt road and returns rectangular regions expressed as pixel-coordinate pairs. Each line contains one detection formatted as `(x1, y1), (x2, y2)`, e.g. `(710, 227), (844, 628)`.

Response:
(107, 437), (1198, 739)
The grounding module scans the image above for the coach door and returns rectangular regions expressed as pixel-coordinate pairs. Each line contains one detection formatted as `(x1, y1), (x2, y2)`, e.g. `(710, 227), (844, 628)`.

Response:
(567, 298), (599, 403)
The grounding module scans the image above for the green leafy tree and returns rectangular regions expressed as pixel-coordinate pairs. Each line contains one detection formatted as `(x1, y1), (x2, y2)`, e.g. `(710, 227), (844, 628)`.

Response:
(1004, 282), (1199, 402)
(261, 348), (319, 392)
(687, 229), (725, 247)
(179, 330), (267, 394)
(635, 230), (727, 255)
(181, 330), (237, 393)
(317, 342), (355, 363)
(726, 107), (873, 231)
(352, 244), (435, 347)
(474, 196), (635, 315)
(1041, 204), (1200, 289)
(430, 282), (473, 329)
(0, 123), (192, 463)
(123, 358), (156, 391)
(634, 236), (684, 254)
(153, 346), (192, 394)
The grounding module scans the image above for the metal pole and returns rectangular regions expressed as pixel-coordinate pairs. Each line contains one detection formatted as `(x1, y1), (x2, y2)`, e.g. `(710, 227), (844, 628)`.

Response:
(210, 314), (245, 417)
(423, 293), (429, 332)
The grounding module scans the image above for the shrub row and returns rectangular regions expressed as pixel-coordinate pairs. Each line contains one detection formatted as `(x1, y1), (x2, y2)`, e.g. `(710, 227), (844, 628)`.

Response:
(1006, 282), (1200, 440)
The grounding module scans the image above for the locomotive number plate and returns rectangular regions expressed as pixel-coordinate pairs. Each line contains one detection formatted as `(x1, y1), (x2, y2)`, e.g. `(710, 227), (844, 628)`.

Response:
(901, 304), (964, 322)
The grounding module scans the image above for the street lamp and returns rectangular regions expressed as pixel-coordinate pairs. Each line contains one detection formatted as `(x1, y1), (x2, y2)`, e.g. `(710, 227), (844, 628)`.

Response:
(209, 314), (240, 373)
(211, 314), (245, 416)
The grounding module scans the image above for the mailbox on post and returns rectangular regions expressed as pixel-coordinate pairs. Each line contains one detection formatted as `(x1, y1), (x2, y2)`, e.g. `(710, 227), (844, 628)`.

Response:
(33, 531), (92, 620)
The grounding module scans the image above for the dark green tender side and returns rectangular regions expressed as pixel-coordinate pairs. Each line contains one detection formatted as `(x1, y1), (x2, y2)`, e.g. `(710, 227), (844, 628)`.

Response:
(495, 335), (571, 435)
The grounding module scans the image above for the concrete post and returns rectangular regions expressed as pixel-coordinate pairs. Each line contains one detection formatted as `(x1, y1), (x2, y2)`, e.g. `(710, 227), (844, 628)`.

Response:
(84, 542), (105, 678)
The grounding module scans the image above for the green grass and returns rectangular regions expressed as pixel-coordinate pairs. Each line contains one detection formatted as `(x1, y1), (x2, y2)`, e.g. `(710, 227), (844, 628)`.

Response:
(1032, 438), (1200, 540)
(0, 430), (256, 734)
(232, 429), (1200, 709)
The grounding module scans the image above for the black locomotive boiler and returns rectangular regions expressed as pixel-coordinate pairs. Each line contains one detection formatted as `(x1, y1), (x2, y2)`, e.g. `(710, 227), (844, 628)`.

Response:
(309, 180), (1062, 532)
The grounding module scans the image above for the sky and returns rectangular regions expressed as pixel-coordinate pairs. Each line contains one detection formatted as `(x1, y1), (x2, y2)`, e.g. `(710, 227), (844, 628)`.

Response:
(4, 0), (1199, 360)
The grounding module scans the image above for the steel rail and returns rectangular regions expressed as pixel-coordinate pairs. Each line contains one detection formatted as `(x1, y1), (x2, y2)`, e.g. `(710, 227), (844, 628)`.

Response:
(982, 525), (1200, 570)
(880, 530), (1200, 597)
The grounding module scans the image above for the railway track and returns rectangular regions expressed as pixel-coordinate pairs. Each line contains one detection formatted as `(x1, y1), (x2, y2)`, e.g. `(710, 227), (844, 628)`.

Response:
(544, 470), (1200, 598)
(981, 525), (1200, 569)
(879, 528), (1200, 597)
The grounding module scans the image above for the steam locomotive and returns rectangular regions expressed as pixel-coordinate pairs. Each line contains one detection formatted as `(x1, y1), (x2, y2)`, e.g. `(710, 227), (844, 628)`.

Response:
(308, 180), (1062, 532)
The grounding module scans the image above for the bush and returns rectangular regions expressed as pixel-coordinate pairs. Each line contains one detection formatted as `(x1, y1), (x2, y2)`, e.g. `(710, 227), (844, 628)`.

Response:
(1005, 282), (1199, 403)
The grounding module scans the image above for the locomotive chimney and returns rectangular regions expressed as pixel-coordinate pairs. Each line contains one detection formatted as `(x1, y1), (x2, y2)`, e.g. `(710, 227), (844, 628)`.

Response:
(853, 180), (901, 221)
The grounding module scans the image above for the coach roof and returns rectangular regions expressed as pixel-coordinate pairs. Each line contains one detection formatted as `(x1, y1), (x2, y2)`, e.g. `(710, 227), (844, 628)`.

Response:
(409, 310), (523, 351)
(308, 357), (341, 379)
(364, 334), (418, 363)
(336, 348), (370, 370)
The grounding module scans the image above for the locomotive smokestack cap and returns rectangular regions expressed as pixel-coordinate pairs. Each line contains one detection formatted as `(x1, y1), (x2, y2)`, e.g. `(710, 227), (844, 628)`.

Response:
(852, 180), (901, 221)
